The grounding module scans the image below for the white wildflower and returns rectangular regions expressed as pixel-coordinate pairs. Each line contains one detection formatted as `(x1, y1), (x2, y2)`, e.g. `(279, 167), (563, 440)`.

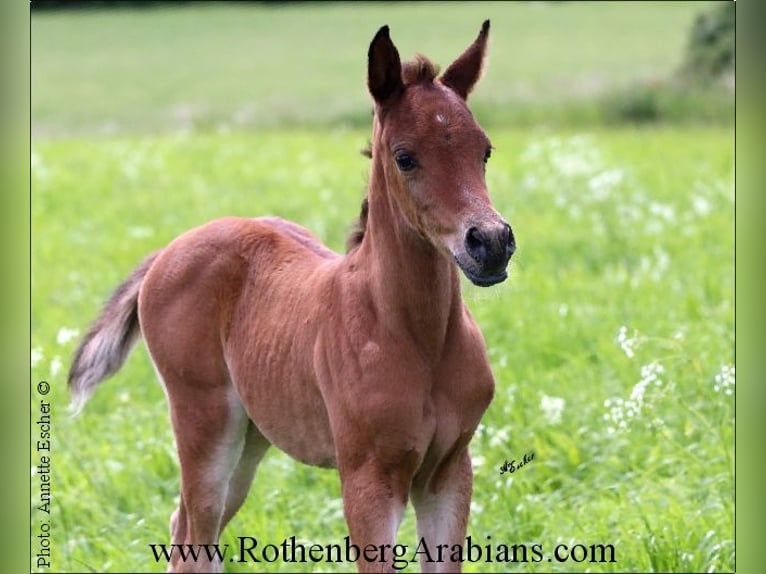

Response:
(520, 135), (605, 185)
(713, 364), (735, 395)
(31, 150), (49, 180)
(587, 168), (624, 201)
(488, 426), (510, 448)
(50, 356), (63, 378)
(603, 396), (628, 435)
(632, 362), (665, 404)
(616, 326), (637, 358)
(31, 347), (44, 368)
(692, 195), (712, 216)
(470, 500), (484, 516)
(540, 394), (565, 425)
(648, 202), (676, 222)
(604, 362), (665, 434)
(56, 327), (80, 345)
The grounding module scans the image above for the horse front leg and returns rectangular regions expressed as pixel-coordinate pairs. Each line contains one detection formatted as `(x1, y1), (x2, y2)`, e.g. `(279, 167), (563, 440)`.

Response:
(338, 451), (420, 573)
(411, 447), (474, 573)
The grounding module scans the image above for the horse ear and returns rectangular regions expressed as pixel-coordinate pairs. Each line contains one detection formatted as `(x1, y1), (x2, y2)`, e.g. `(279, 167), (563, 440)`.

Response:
(368, 25), (404, 104)
(441, 20), (490, 100)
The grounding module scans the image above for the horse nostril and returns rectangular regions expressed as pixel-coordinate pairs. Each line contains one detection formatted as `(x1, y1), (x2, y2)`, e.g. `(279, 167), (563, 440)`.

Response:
(465, 226), (487, 262)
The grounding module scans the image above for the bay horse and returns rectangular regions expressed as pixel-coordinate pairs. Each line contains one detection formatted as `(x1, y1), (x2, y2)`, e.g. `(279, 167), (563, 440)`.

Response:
(68, 21), (515, 573)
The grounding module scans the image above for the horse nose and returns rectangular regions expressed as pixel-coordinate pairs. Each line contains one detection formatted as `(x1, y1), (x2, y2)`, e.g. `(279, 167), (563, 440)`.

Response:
(503, 222), (516, 258)
(464, 222), (515, 272)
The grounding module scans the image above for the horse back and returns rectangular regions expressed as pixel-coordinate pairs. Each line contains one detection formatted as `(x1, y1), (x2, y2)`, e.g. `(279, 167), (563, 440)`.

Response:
(139, 213), (338, 342)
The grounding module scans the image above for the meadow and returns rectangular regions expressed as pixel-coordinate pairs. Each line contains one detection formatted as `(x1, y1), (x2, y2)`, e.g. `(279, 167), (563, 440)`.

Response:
(31, 3), (734, 572)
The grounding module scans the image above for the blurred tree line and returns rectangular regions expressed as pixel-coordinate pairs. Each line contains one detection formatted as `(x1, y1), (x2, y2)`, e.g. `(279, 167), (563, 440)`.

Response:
(602, 2), (734, 125)
(679, 2), (735, 84)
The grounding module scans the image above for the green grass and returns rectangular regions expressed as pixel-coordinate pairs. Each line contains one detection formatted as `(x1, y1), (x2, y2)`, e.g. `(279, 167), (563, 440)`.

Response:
(31, 3), (734, 572)
(31, 1), (725, 136)
(31, 125), (734, 572)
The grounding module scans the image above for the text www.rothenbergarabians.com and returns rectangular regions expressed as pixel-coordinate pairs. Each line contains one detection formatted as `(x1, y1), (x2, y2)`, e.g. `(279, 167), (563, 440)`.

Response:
(149, 535), (616, 570)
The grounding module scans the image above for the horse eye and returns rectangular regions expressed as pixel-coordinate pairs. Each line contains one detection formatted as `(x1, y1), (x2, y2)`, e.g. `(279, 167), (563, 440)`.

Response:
(395, 152), (417, 172)
(483, 147), (493, 164)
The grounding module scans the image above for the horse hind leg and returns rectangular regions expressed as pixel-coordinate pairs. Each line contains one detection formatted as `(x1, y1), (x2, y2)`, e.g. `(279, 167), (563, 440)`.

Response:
(164, 381), (250, 574)
(219, 422), (271, 532)
(167, 420), (269, 573)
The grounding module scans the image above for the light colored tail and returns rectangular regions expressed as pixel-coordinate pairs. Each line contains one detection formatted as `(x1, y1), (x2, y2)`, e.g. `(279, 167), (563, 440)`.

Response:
(67, 252), (160, 415)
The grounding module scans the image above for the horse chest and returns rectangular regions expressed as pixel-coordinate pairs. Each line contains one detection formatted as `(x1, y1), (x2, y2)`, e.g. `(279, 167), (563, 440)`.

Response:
(419, 336), (495, 465)
(429, 372), (492, 444)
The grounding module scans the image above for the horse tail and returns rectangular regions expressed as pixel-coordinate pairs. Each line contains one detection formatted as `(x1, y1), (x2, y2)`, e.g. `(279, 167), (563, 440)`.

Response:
(67, 251), (160, 416)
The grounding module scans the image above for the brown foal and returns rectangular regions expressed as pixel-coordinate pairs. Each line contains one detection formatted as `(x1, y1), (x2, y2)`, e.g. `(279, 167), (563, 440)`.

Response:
(69, 21), (515, 573)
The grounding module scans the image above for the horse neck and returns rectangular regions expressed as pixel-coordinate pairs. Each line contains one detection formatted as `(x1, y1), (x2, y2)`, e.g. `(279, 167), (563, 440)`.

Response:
(352, 160), (462, 359)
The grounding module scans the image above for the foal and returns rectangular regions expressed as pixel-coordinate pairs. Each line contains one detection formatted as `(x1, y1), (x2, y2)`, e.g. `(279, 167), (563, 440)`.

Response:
(69, 21), (515, 573)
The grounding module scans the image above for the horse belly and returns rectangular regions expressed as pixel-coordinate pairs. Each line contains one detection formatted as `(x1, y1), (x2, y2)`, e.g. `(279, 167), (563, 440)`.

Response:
(241, 371), (336, 468)
(219, 220), (341, 467)
(226, 303), (337, 468)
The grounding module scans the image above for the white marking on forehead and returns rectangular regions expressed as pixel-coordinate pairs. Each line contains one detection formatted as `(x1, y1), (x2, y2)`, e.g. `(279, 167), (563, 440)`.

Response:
(435, 113), (447, 124)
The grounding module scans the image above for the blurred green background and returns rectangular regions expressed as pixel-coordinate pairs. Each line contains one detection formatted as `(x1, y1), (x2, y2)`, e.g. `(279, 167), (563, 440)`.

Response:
(31, 2), (734, 573)
(32, 1), (733, 135)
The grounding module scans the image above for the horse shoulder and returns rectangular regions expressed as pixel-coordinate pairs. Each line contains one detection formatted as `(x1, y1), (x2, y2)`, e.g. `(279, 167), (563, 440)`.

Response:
(427, 304), (495, 441)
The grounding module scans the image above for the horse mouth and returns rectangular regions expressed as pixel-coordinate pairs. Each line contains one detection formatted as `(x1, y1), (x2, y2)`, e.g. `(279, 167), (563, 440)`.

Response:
(454, 257), (509, 287)
(463, 268), (508, 287)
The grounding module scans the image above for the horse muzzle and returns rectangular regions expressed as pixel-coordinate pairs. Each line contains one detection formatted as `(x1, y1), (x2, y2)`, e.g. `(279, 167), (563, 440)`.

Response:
(454, 221), (515, 287)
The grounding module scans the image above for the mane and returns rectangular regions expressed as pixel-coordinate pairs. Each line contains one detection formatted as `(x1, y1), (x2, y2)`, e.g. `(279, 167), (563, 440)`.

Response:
(345, 196), (369, 252)
(346, 55), (440, 253)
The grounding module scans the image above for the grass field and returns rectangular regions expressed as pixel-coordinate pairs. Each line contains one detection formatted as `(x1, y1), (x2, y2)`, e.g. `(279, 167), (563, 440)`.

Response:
(31, 3), (734, 573)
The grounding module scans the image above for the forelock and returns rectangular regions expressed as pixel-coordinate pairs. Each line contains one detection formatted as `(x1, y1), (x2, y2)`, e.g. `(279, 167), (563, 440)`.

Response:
(402, 54), (440, 86)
